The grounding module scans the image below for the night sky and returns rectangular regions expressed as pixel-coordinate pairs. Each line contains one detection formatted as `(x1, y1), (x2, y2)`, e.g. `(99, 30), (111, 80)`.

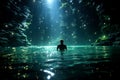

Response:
(26, 0), (109, 45)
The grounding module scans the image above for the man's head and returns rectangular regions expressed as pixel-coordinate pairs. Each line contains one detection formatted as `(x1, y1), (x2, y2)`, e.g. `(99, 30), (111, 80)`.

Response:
(60, 40), (64, 44)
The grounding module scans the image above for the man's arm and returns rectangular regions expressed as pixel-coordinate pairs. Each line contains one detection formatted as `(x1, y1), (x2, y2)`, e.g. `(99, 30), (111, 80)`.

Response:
(65, 45), (67, 51)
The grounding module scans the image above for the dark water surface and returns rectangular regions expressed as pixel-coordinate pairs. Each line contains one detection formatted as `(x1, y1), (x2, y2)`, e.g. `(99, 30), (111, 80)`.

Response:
(0, 46), (120, 80)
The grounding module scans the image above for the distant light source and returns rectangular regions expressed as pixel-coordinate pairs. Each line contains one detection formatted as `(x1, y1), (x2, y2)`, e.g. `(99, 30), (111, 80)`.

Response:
(47, 0), (54, 4)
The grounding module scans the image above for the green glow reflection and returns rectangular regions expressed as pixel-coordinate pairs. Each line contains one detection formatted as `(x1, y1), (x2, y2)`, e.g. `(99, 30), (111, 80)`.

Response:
(0, 45), (114, 80)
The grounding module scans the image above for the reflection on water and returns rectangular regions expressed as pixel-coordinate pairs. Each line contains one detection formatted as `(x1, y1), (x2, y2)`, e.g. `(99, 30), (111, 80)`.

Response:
(0, 45), (120, 80)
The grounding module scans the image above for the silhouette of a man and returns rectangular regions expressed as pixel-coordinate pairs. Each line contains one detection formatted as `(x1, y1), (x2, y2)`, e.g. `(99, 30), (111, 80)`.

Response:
(57, 40), (67, 52)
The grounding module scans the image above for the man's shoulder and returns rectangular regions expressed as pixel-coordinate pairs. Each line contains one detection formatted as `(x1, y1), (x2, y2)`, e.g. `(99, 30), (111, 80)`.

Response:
(57, 45), (60, 47)
(64, 44), (66, 46)
(63, 45), (67, 47)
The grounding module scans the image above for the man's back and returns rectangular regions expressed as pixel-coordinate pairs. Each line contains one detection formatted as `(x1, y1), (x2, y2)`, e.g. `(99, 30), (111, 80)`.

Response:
(57, 40), (67, 51)
(57, 44), (67, 51)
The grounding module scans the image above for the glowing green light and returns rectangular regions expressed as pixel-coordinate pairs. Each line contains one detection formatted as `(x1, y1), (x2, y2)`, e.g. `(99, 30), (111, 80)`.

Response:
(101, 35), (108, 40)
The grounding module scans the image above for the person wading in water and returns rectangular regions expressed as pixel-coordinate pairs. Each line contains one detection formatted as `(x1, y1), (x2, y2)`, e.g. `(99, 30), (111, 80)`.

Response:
(57, 40), (67, 55)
